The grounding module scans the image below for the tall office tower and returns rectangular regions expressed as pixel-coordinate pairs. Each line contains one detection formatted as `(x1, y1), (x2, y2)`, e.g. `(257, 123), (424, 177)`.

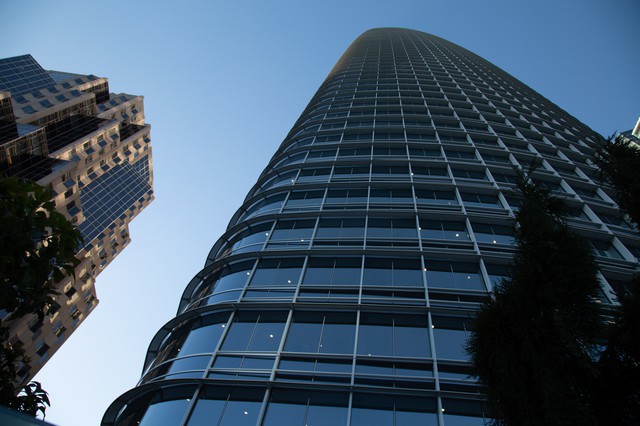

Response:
(104, 28), (637, 425)
(0, 55), (154, 385)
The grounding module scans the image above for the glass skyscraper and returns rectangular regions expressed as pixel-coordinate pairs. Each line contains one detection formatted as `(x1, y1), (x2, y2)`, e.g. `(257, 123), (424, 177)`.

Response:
(104, 28), (637, 425)
(0, 54), (154, 385)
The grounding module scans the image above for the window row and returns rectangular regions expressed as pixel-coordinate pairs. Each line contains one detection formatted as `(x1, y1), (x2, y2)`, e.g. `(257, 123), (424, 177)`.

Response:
(189, 256), (493, 308)
(244, 186), (509, 220)
(218, 217), (514, 258)
(146, 310), (475, 380)
(129, 385), (487, 426)
(274, 144), (508, 168)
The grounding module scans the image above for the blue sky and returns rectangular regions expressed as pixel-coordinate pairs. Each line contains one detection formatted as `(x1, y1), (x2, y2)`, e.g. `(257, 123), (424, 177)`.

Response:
(2, 1), (639, 425)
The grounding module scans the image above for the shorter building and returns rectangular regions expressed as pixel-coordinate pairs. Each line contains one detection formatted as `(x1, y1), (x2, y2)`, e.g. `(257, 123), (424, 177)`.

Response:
(0, 54), (154, 385)
(618, 116), (640, 144)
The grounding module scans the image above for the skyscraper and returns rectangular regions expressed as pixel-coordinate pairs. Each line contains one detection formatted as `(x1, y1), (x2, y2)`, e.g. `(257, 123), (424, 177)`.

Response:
(104, 28), (637, 425)
(0, 55), (154, 385)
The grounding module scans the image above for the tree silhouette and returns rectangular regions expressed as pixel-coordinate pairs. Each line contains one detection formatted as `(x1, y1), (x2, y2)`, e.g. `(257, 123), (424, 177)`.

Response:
(0, 177), (82, 417)
(467, 167), (603, 425)
(591, 135), (640, 424)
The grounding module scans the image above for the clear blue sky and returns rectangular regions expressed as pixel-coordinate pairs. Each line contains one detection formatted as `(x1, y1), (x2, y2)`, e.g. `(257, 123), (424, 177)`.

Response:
(2, 1), (639, 425)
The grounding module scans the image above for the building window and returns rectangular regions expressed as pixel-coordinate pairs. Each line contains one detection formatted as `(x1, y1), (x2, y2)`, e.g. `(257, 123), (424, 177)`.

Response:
(358, 312), (431, 358)
(220, 312), (287, 352)
(425, 261), (485, 291)
(284, 312), (356, 354)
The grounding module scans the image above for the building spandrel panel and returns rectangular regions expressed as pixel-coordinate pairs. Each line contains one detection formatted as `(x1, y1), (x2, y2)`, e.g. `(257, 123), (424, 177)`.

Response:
(103, 28), (636, 425)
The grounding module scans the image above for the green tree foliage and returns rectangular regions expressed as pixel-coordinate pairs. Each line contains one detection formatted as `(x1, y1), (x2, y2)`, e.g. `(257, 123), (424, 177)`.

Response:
(0, 177), (81, 418)
(0, 328), (49, 418)
(591, 135), (640, 424)
(468, 169), (603, 425)
(0, 177), (82, 322)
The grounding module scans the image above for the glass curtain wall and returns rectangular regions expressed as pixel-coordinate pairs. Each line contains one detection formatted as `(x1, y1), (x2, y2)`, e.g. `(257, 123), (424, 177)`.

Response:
(103, 28), (638, 426)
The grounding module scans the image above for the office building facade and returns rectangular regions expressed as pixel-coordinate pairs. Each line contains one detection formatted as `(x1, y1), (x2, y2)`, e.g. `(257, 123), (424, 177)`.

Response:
(104, 28), (637, 425)
(0, 55), (154, 384)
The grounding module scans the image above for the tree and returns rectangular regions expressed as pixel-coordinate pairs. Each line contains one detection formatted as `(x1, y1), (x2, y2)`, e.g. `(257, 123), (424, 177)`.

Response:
(0, 177), (82, 417)
(0, 177), (82, 321)
(591, 135), (640, 424)
(467, 168), (603, 425)
(593, 134), (640, 228)
(0, 328), (49, 418)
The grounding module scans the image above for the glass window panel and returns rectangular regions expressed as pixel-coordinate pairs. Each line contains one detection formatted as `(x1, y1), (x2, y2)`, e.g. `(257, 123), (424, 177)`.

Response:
(250, 259), (303, 287)
(247, 312), (287, 351)
(140, 399), (190, 426)
(220, 313), (257, 351)
(432, 317), (471, 361)
(351, 394), (394, 426)
(303, 258), (361, 286)
(179, 316), (228, 357)
(434, 328), (468, 360)
(168, 356), (210, 374)
(315, 359), (352, 373)
(306, 392), (349, 426)
(285, 190), (324, 209)
(205, 291), (240, 305)
(303, 258), (334, 285)
(441, 398), (486, 425)
(187, 399), (225, 425)
(367, 218), (394, 238)
(213, 262), (253, 293)
(395, 396), (438, 426)
(213, 355), (243, 369)
(426, 262), (484, 291)
(270, 219), (315, 241)
(472, 223), (514, 245)
(285, 313), (322, 352)
(415, 189), (458, 205)
(394, 315), (431, 357)
(393, 259), (423, 287)
(441, 220), (469, 240)
(229, 223), (272, 253)
(363, 258), (394, 287)
(358, 314), (393, 356)
(332, 258), (362, 286)
(316, 218), (365, 238)
(219, 399), (261, 426)
(320, 314), (356, 354)
(262, 401), (306, 425)
(484, 264), (509, 288)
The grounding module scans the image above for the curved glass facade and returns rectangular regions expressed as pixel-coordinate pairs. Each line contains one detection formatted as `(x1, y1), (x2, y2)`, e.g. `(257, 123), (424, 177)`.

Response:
(103, 28), (639, 425)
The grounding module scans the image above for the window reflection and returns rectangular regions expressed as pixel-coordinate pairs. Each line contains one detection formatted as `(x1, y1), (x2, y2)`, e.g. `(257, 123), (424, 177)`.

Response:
(415, 189), (457, 206)
(425, 261), (485, 291)
(187, 387), (264, 426)
(223, 222), (272, 256)
(268, 219), (315, 247)
(303, 258), (362, 286)
(242, 193), (286, 220)
(138, 387), (194, 426)
(285, 312), (356, 354)
(367, 217), (417, 240)
(432, 316), (473, 361)
(316, 218), (365, 239)
(284, 190), (325, 211)
(262, 390), (349, 426)
(358, 313), (431, 357)
(351, 394), (438, 426)
(221, 312), (287, 352)
(249, 258), (304, 287)
(363, 258), (422, 287)
(420, 219), (469, 241)
(471, 222), (514, 245)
